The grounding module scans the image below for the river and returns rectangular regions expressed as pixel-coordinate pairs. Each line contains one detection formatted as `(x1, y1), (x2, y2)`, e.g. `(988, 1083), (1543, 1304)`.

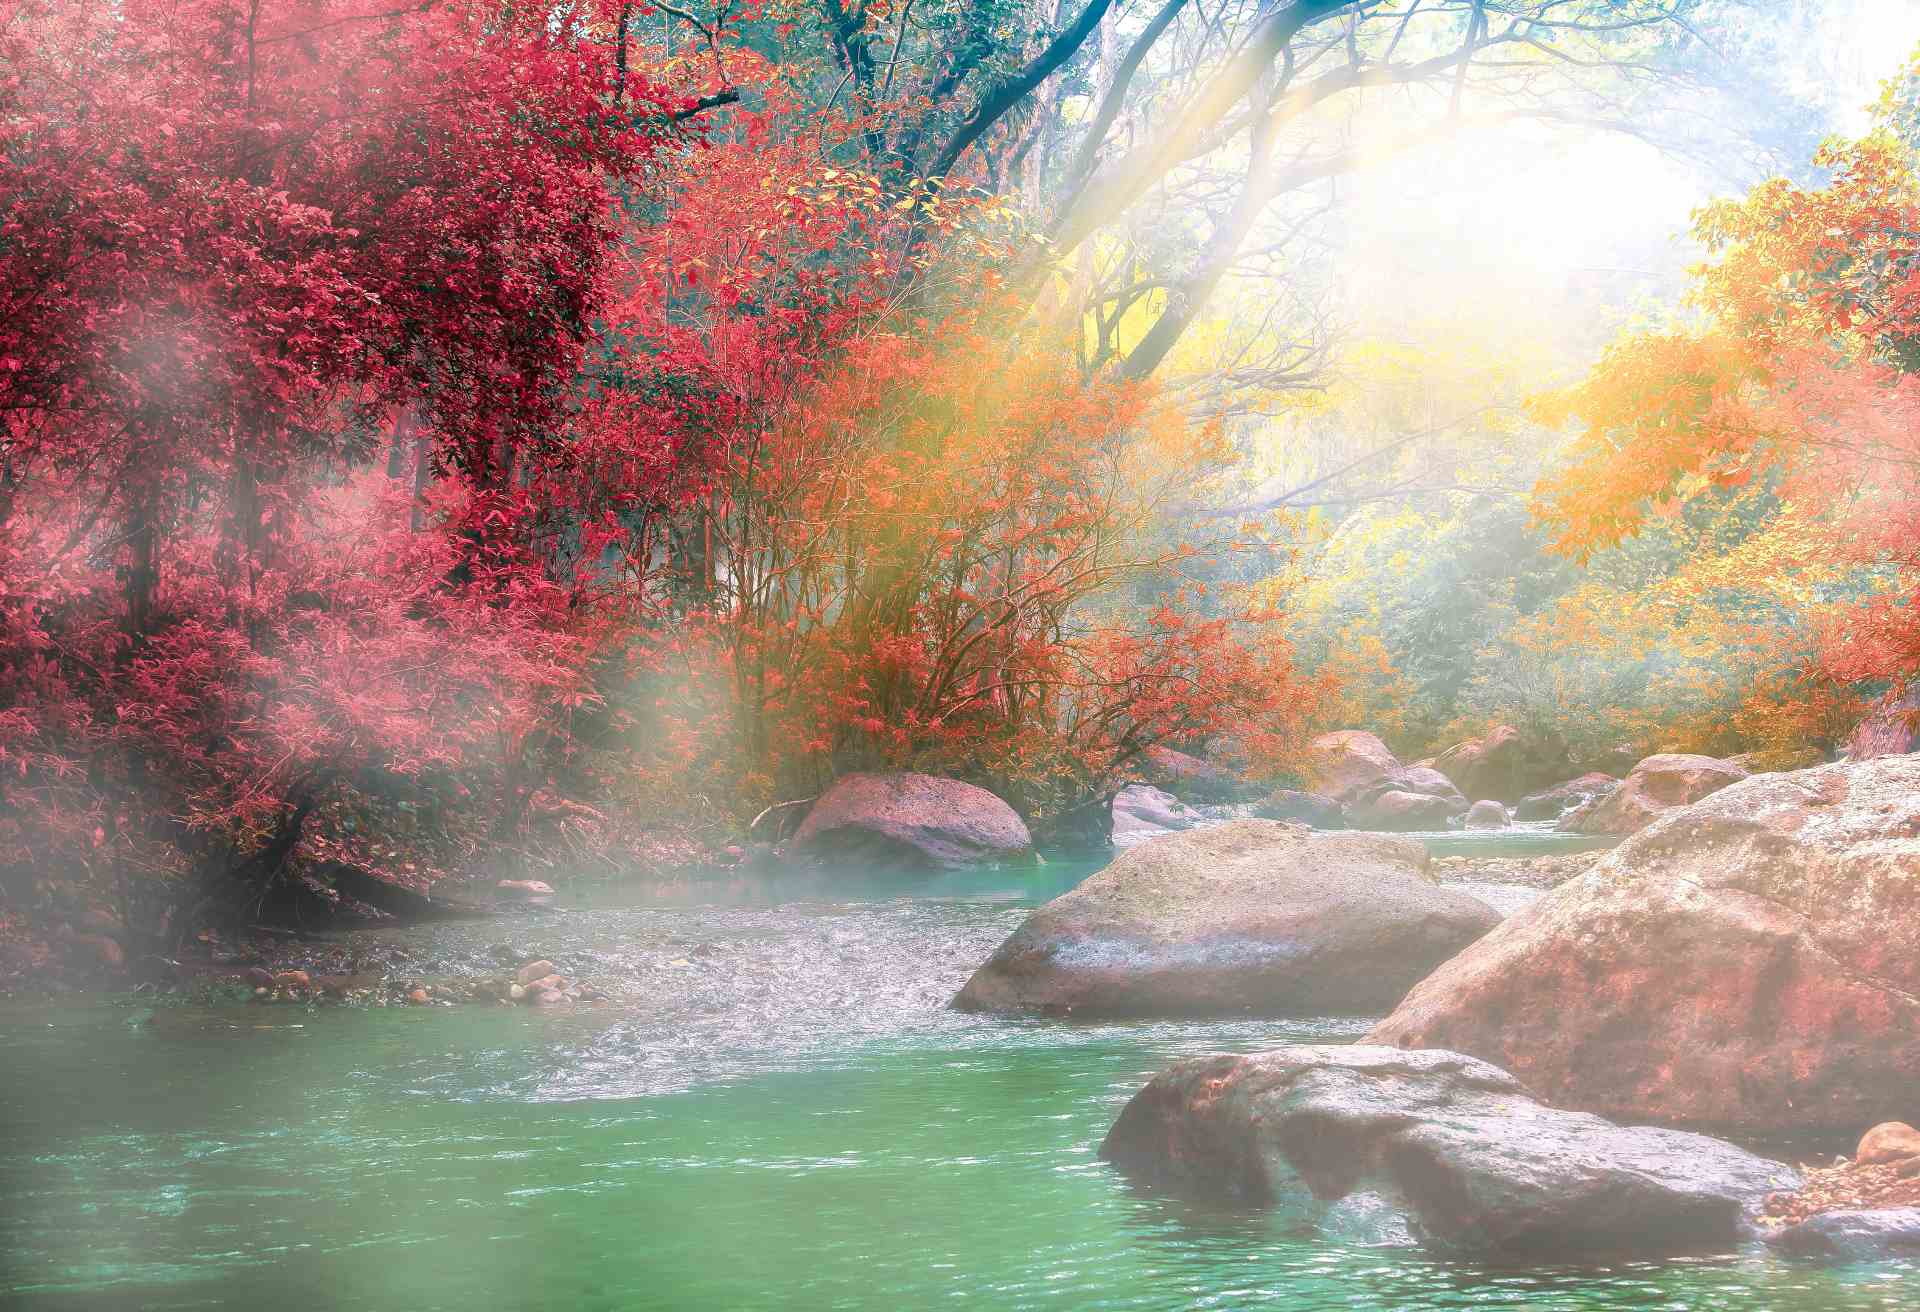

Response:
(0, 832), (1910, 1309)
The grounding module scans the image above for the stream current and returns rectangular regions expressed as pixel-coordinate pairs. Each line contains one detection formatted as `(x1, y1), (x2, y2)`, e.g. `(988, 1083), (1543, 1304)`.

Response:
(1, 829), (1911, 1310)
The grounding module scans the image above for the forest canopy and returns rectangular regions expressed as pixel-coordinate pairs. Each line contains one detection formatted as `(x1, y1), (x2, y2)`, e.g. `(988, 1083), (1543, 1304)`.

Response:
(1, 0), (1913, 935)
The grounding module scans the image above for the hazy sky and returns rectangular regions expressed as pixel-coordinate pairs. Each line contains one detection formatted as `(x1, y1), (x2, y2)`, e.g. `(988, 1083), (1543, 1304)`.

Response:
(1817, 0), (1920, 133)
(1325, 0), (1920, 368)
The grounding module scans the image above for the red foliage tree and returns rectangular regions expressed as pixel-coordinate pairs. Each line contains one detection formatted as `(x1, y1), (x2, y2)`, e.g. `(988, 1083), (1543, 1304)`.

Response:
(0, 0), (682, 928)
(1, 0), (1322, 951)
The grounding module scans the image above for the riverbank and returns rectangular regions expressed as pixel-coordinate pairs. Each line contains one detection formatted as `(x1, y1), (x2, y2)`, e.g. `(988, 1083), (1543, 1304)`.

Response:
(0, 826), (726, 1000)
(1, 840), (1593, 1003)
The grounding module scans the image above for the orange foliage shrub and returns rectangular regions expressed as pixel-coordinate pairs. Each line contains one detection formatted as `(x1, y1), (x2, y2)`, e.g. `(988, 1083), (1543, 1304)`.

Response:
(1534, 107), (1920, 736)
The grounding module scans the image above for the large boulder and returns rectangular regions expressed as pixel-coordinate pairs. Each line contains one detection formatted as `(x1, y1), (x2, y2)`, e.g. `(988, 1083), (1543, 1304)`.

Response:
(1431, 725), (1551, 803)
(1137, 746), (1256, 802)
(1301, 732), (1470, 830)
(1389, 765), (1459, 798)
(951, 821), (1498, 1017)
(1370, 757), (1920, 1133)
(789, 772), (1033, 870)
(1110, 784), (1204, 844)
(1462, 799), (1509, 830)
(1858, 1122), (1920, 1166)
(1343, 765), (1468, 832)
(1558, 752), (1747, 834)
(1845, 688), (1920, 761)
(1302, 730), (1401, 802)
(1515, 772), (1618, 821)
(1345, 789), (1463, 832)
(1100, 1045), (1796, 1259)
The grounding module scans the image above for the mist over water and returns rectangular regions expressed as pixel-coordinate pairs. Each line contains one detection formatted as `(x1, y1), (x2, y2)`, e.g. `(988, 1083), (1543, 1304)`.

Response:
(2, 840), (1912, 1310)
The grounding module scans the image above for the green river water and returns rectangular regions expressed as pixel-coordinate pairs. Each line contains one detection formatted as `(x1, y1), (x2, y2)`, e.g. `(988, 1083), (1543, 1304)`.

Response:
(1, 835), (1912, 1310)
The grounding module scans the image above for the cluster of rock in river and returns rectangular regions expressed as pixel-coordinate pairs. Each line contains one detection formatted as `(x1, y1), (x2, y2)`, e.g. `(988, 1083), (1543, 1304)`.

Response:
(1101, 1044), (1800, 1259)
(931, 752), (1920, 1263)
(765, 725), (1775, 876)
(956, 755), (1920, 1132)
(28, 712), (1920, 1266)
(1264, 726), (1763, 837)
(686, 734), (1920, 1262)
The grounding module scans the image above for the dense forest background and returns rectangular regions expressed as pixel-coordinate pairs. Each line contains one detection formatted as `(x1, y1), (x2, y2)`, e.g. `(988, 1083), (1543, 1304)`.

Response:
(5, 0), (1920, 939)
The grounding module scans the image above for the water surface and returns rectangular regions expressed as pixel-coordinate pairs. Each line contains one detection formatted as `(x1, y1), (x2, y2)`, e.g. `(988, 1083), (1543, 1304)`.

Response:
(1, 834), (1908, 1310)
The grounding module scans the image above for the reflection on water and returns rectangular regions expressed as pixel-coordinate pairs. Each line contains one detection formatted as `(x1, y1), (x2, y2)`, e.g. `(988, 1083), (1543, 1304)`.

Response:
(0, 833), (1906, 1310)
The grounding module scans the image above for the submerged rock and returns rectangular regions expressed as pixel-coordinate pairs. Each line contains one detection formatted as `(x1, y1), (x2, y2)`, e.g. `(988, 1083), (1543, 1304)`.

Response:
(1371, 756), (1920, 1133)
(951, 820), (1498, 1018)
(1558, 752), (1746, 834)
(790, 772), (1033, 870)
(1100, 1044), (1796, 1260)
(1767, 1209), (1920, 1261)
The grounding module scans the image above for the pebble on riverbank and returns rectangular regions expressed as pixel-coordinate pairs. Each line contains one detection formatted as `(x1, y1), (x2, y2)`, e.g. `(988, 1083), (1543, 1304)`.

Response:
(185, 935), (612, 1009)
(1760, 1160), (1920, 1225)
(220, 953), (611, 1009)
(1761, 1122), (1920, 1225)
(1426, 852), (1600, 890)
